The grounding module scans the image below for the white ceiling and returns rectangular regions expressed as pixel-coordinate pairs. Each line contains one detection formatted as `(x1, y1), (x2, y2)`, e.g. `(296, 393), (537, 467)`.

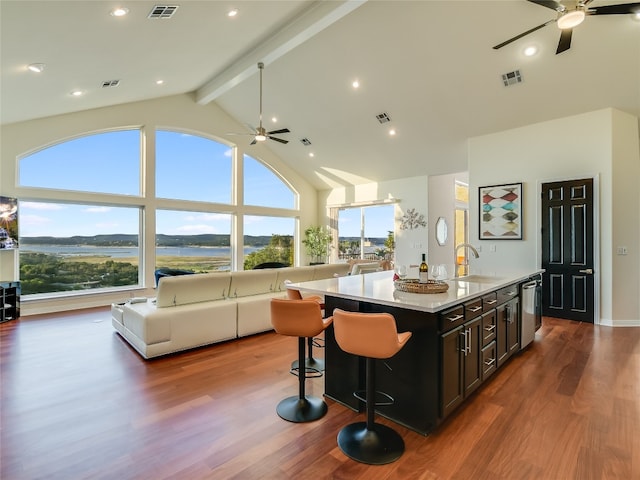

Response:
(2, 1), (639, 189)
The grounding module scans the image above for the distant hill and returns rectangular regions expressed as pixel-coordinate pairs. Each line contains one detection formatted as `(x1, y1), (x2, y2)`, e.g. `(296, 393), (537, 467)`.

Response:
(20, 234), (387, 248)
(21, 234), (282, 247)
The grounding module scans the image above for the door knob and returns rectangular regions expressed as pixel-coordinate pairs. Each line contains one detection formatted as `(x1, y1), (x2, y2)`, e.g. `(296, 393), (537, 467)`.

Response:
(579, 268), (593, 274)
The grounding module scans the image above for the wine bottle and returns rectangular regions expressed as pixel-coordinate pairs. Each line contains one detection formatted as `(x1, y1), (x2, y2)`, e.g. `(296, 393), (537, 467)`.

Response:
(419, 253), (429, 283)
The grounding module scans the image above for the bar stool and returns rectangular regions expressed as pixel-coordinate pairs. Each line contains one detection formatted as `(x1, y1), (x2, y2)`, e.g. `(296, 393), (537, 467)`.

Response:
(270, 298), (333, 423)
(331, 308), (412, 465)
(285, 285), (326, 372)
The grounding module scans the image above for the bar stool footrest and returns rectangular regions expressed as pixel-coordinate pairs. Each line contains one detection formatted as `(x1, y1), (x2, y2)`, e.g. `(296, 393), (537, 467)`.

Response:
(353, 390), (394, 407)
(337, 421), (405, 465)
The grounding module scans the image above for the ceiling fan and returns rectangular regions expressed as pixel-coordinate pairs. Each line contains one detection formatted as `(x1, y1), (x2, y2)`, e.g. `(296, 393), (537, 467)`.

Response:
(493, 0), (640, 54)
(228, 62), (290, 145)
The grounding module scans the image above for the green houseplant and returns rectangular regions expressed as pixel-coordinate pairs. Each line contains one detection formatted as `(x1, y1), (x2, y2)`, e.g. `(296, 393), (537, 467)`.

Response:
(302, 225), (332, 265)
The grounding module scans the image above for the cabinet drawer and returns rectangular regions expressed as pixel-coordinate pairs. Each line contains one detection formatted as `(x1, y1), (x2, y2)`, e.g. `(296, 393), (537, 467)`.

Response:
(481, 341), (497, 380)
(439, 305), (465, 332)
(481, 310), (497, 346)
(464, 298), (483, 318)
(497, 284), (518, 305)
(482, 292), (497, 312)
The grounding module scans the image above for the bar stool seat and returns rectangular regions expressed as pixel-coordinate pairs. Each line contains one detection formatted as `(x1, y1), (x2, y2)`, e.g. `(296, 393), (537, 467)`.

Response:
(331, 308), (412, 465)
(270, 298), (333, 423)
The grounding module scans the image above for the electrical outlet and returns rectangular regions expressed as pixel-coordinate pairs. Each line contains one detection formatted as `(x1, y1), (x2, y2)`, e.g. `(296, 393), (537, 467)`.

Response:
(489, 244), (496, 253)
(616, 246), (628, 255)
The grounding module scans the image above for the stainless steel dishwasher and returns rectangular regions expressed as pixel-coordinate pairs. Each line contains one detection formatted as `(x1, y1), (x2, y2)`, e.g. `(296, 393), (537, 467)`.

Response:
(521, 278), (540, 348)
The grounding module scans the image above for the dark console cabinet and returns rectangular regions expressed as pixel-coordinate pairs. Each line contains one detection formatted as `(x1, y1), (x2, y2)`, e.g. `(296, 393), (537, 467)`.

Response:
(1, 281), (21, 323)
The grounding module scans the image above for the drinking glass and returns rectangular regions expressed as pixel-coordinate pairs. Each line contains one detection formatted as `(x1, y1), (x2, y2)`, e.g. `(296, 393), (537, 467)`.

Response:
(395, 264), (408, 280)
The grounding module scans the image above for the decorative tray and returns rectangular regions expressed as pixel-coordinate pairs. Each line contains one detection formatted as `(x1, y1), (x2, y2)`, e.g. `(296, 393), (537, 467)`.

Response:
(394, 279), (449, 294)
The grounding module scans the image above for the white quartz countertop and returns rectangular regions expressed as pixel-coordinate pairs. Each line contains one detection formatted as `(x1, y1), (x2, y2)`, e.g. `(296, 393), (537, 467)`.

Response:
(288, 269), (543, 314)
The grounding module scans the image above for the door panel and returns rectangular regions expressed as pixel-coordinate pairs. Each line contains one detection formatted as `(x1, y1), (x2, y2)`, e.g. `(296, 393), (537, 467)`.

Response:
(541, 179), (594, 322)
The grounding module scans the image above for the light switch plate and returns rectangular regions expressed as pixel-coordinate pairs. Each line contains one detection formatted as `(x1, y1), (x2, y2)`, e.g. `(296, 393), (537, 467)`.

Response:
(616, 246), (628, 255)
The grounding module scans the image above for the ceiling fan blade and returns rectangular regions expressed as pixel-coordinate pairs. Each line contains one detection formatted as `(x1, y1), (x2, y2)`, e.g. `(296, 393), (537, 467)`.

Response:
(267, 128), (290, 135)
(250, 138), (257, 145)
(556, 28), (573, 54)
(588, 2), (640, 15)
(268, 136), (289, 144)
(493, 20), (555, 50)
(527, 0), (562, 11)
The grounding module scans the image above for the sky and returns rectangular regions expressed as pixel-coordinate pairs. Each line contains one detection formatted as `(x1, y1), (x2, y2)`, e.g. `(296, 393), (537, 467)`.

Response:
(17, 129), (393, 238)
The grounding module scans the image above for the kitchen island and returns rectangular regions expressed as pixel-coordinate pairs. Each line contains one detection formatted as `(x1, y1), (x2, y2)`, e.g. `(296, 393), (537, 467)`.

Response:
(288, 269), (543, 435)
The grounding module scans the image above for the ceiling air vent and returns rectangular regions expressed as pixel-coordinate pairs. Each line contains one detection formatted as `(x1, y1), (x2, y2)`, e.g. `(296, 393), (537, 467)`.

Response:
(502, 70), (523, 87)
(101, 80), (120, 88)
(300, 138), (312, 146)
(376, 112), (391, 124)
(148, 5), (179, 18)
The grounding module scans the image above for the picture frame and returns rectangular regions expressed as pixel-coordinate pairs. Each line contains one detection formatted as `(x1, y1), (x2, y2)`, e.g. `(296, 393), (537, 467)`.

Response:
(479, 183), (522, 240)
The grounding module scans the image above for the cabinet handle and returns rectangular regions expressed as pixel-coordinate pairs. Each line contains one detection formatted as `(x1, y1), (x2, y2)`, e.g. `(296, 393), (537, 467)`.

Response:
(460, 330), (468, 356)
(484, 325), (496, 332)
(484, 358), (495, 367)
(468, 306), (482, 313)
(484, 299), (497, 305)
(448, 314), (464, 322)
(506, 290), (516, 296)
(466, 327), (472, 354)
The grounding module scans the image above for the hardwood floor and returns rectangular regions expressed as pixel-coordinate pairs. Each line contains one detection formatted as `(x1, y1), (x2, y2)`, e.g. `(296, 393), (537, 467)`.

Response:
(1, 308), (638, 479)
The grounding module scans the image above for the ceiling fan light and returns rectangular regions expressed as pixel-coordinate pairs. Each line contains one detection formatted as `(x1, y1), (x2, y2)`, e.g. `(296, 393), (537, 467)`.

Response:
(254, 134), (267, 142)
(557, 10), (585, 29)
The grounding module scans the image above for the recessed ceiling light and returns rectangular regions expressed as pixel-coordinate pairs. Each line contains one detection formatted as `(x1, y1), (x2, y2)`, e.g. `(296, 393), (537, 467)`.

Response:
(70, 90), (84, 97)
(309, 152), (315, 158)
(389, 129), (396, 136)
(632, 12), (640, 21)
(352, 80), (360, 89)
(271, 116), (278, 123)
(156, 79), (164, 85)
(110, 7), (129, 17)
(523, 46), (538, 57)
(228, 9), (238, 17)
(27, 63), (45, 73)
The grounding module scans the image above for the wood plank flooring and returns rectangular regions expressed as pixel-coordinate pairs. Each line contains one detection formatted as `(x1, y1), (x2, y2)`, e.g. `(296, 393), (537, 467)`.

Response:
(1, 308), (638, 479)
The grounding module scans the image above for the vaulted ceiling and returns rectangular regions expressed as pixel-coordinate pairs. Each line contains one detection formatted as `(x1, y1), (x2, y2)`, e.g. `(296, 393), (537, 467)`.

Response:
(2, 1), (639, 189)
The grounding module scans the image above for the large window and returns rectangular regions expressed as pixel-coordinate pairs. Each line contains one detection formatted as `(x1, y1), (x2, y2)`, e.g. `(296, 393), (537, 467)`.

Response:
(156, 130), (232, 204)
(156, 209), (232, 272)
(337, 204), (394, 261)
(15, 127), (299, 298)
(19, 202), (140, 295)
(19, 130), (141, 196)
(243, 155), (295, 208)
(243, 216), (295, 269)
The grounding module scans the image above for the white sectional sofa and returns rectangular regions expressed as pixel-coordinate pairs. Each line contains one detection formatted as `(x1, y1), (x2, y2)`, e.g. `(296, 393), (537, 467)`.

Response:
(111, 263), (350, 359)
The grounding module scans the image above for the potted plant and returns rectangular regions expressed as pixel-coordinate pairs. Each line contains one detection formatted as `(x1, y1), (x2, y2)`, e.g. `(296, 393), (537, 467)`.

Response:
(302, 225), (332, 265)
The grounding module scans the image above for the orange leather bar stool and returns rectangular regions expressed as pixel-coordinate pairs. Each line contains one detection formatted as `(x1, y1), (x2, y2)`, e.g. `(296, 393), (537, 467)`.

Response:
(286, 286), (326, 372)
(332, 308), (412, 464)
(270, 298), (333, 422)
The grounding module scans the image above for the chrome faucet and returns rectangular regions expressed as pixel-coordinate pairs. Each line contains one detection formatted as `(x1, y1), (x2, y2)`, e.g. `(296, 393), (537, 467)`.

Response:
(455, 243), (480, 277)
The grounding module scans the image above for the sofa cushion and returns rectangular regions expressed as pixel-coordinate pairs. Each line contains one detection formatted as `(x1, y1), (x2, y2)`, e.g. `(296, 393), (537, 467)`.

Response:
(274, 266), (316, 292)
(313, 263), (351, 280)
(228, 269), (279, 298)
(156, 272), (231, 307)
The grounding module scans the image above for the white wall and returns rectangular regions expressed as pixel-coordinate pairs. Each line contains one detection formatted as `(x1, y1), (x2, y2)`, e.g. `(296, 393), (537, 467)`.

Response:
(0, 94), (318, 313)
(319, 176), (429, 275)
(468, 108), (640, 326)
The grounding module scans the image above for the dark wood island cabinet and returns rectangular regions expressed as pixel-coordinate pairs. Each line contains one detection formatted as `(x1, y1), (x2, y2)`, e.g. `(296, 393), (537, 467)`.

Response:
(291, 270), (542, 435)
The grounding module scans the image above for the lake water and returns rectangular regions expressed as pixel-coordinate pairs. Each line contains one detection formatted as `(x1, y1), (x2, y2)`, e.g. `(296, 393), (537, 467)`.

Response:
(20, 245), (258, 258)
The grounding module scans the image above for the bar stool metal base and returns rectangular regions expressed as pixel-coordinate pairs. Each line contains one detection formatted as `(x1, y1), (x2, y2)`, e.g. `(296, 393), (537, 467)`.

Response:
(337, 421), (405, 465)
(276, 395), (328, 423)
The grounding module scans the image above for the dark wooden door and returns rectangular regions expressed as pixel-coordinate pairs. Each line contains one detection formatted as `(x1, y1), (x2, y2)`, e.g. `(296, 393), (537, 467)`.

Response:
(441, 326), (463, 418)
(541, 179), (594, 323)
